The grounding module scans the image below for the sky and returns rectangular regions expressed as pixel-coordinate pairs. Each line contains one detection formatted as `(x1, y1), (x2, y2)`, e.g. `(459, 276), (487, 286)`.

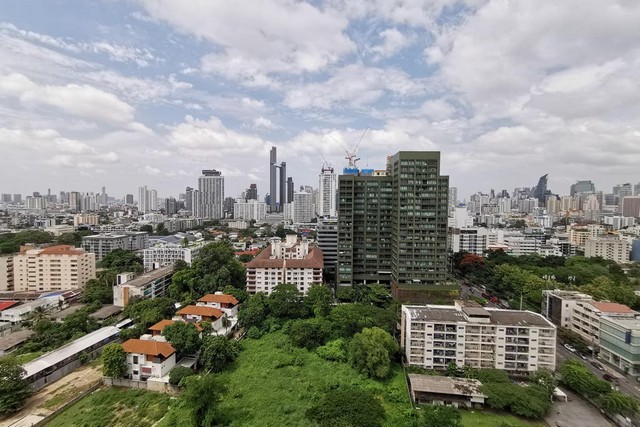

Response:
(1, 0), (640, 202)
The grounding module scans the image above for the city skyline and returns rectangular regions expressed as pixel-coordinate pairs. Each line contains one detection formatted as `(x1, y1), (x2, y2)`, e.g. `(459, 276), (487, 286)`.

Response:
(1, 1), (640, 199)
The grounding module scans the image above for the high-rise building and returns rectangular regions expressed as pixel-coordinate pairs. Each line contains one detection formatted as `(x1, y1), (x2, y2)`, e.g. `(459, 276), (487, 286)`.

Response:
(614, 183), (633, 198)
(138, 186), (150, 213)
(269, 147), (277, 213)
(234, 199), (267, 221)
(68, 191), (81, 212)
(165, 197), (178, 215)
(25, 196), (46, 210)
(246, 184), (258, 201)
(338, 151), (448, 287)
(317, 217), (338, 283)
(317, 164), (337, 217)
(279, 162), (287, 210)
(287, 177), (294, 204)
(12, 194), (22, 203)
(125, 194), (134, 205)
(622, 196), (640, 218)
(293, 191), (313, 223)
(532, 174), (550, 206)
(198, 169), (224, 219)
(1, 194), (11, 203)
(634, 183), (640, 196)
(570, 180), (595, 196)
(448, 187), (457, 215)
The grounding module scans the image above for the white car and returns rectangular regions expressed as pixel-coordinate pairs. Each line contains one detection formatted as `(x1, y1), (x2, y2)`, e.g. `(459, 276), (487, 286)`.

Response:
(564, 343), (576, 353)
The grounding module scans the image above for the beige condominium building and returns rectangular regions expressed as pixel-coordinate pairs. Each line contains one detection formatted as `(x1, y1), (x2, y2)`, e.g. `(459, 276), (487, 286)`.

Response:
(13, 245), (96, 291)
(402, 301), (556, 374)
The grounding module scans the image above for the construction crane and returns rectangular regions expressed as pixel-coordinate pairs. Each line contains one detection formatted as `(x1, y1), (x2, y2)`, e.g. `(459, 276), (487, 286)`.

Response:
(345, 127), (369, 168)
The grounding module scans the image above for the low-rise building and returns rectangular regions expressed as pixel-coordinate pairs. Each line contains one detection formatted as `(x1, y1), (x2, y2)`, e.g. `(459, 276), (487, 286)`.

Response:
(143, 238), (204, 271)
(73, 214), (100, 227)
(599, 317), (640, 376)
(0, 296), (61, 323)
(449, 227), (498, 256)
(13, 245), (96, 292)
(541, 289), (593, 329)
(148, 319), (203, 337)
(176, 305), (224, 330)
(112, 266), (174, 307)
(408, 374), (486, 407)
(122, 338), (176, 381)
(196, 293), (239, 317)
(570, 300), (637, 346)
(401, 301), (556, 374)
(245, 236), (323, 295)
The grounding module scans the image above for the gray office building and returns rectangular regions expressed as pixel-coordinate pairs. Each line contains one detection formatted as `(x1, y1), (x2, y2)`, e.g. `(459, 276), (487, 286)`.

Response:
(198, 170), (224, 219)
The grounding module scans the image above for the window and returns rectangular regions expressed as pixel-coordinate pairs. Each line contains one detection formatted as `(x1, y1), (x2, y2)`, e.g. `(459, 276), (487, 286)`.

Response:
(133, 356), (139, 364)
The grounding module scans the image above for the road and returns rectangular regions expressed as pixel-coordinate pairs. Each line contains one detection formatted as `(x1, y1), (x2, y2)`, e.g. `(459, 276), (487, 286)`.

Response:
(556, 344), (640, 399)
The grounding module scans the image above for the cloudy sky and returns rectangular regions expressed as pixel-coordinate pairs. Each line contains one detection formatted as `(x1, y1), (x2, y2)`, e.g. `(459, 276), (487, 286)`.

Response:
(1, 0), (639, 202)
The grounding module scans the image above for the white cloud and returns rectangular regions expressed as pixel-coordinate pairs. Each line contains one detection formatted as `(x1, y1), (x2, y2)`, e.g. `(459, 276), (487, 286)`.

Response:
(370, 28), (411, 58)
(253, 116), (277, 129)
(0, 73), (135, 124)
(285, 63), (425, 109)
(144, 165), (161, 175)
(137, 0), (355, 84)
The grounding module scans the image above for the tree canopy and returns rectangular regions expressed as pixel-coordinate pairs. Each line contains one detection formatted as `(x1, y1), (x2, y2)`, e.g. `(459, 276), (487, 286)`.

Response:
(349, 327), (397, 379)
(0, 358), (31, 415)
(200, 336), (241, 373)
(99, 249), (144, 274)
(102, 343), (127, 378)
(163, 322), (202, 356)
(306, 387), (386, 427)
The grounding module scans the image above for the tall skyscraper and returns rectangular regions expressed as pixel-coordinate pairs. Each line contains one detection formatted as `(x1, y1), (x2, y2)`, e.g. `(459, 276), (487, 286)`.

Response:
(293, 191), (313, 223)
(287, 177), (294, 204)
(125, 194), (134, 205)
(246, 184), (258, 201)
(69, 191), (81, 213)
(138, 186), (150, 213)
(318, 164), (337, 217)
(269, 147), (277, 213)
(279, 162), (287, 210)
(198, 169), (224, 219)
(338, 151), (449, 287)
(532, 174), (550, 206)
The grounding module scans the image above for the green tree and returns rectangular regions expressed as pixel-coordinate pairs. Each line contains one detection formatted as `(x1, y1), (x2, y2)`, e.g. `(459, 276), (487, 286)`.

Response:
(530, 368), (558, 400)
(180, 374), (222, 427)
(173, 259), (190, 273)
(579, 276), (637, 305)
(328, 304), (397, 338)
(353, 283), (391, 307)
(123, 297), (175, 328)
(191, 241), (246, 293)
(200, 336), (241, 372)
(100, 249), (143, 274)
(349, 327), (397, 379)
(305, 284), (332, 317)
(238, 293), (269, 329)
(414, 405), (461, 427)
(315, 338), (348, 362)
(0, 358), (31, 415)
(597, 391), (639, 416)
(56, 232), (84, 247)
(83, 269), (117, 304)
(267, 283), (307, 319)
(560, 360), (611, 399)
(306, 387), (386, 427)
(102, 343), (126, 378)
(169, 366), (194, 387)
(222, 285), (249, 303)
(163, 322), (202, 355)
(140, 224), (154, 233)
(287, 318), (329, 349)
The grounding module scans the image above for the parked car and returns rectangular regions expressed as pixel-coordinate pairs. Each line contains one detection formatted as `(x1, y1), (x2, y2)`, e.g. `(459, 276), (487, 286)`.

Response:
(591, 361), (605, 371)
(564, 343), (576, 353)
(603, 373), (615, 382)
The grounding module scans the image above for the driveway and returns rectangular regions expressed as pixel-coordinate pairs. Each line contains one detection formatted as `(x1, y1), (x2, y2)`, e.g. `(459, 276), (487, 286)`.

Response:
(546, 388), (613, 427)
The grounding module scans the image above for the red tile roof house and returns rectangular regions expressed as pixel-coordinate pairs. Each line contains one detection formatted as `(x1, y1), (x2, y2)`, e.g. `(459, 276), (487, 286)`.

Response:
(148, 319), (203, 337)
(197, 293), (240, 318)
(176, 305), (225, 331)
(122, 338), (176, 381)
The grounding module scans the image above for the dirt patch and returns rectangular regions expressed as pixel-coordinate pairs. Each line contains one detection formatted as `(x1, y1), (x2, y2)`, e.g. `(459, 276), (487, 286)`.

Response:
(0, 364), (103, 427)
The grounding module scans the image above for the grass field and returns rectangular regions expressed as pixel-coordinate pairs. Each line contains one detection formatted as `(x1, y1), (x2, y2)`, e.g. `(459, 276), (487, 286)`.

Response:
(45, 387), (173, 427)
(160, 332), (413, 427)
(461, 410), (548, 427)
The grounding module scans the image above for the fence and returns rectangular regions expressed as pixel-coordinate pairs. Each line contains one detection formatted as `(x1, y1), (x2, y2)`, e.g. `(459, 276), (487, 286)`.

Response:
(103, 377), (179, 394)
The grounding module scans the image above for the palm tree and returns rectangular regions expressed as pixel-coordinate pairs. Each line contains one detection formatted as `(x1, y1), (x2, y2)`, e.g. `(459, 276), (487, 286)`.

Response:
(23, 306), (50, 327)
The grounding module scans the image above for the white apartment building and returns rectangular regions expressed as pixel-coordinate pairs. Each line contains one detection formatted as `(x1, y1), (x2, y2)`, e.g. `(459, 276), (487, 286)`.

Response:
(449, 228), (498, 256)
(143, 242), (203, 271)
(317, 166), (337, 217)
(82, 232), (149, 261)
(13, 245), (96, 291)
(233, 199), (267, 222)
(401, 302), (556, 374)
(198, 169), (224, 220)
(585, 235), (631, 264)
(0, 255), (13, 291)
(502, 234), (546, 256)
(246, 236), (323, 295)
(113, 266), (174, 307)
(541, 289), (593, 329)
(570, 300), (637, 345)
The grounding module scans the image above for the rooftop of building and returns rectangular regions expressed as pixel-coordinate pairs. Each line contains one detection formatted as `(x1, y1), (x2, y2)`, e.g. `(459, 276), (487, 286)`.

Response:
(601, 316), (640, 330)
(586, 301), (637, 314)
(23, 326), (120, 378)
(404, 304), (554, 328)
(176, 305), (223, 318)
(0, 330), (34, 351)
(197, 293), (239, 306)
(118, 266), (174, 288)
(122, 338), (175, 358)
(408, 374), (485, 398)
(20, 245), (86, 256)
(544, 289), (593, 300)
(245, 244), (323, 269)
(89, 304), (123, 320)
(148, 319), (203, 333)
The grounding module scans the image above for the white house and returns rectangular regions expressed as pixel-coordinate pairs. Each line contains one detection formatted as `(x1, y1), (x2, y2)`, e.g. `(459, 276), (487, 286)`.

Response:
(122, 338), (176, 381)
(175, 305), (225, 331)
(196, 293), (239, 318)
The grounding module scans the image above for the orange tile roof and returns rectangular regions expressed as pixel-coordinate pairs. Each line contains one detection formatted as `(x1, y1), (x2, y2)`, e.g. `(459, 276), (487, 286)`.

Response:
(245, 245), (323, 269)
(148, 319), (203, 333)
(176, 305), (223, 319)
(122, 339), (175, 358)
(590, 301), (637, 314)
(197, 294), (239, 305)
